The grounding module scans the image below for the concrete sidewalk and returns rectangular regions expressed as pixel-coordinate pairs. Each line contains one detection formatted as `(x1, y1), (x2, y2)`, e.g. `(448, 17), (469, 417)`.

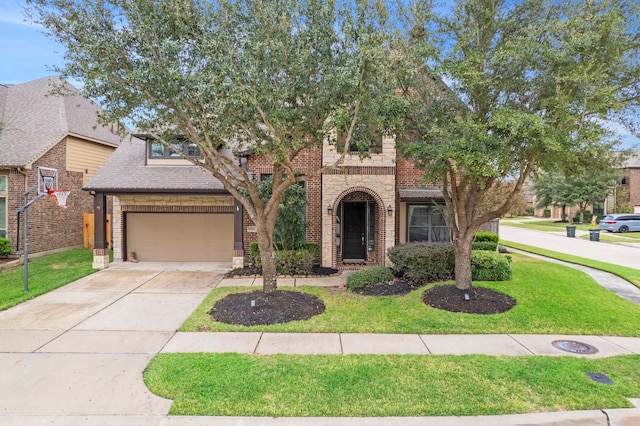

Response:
(500, 225), (640, 270)
(2, 257), (640, 425)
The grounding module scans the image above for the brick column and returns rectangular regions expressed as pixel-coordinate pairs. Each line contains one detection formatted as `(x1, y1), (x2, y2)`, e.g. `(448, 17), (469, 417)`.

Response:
(92, 192), (110, 269)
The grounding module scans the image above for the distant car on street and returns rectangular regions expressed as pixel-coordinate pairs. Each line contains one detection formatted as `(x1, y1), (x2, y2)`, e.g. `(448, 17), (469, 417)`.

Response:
(599, 214), (640, 233)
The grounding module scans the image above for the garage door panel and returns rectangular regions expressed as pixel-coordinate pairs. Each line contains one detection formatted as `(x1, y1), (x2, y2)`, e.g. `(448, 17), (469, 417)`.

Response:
(127, 213), (233, 262)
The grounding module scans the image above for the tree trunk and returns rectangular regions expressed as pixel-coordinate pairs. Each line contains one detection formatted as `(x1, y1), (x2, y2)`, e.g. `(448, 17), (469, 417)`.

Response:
(256, 231), (278, 293)
(561, 205), (567, 221)
(454, 233), (474, 291)
(579, 209), (585, 224)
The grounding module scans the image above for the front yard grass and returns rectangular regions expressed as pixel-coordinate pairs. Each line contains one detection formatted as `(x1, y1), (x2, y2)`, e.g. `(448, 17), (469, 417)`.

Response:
(144, 353), (640, 417)
(0, 248), (97, 311)
(181, 255), (640, 336)
(502, 241), (640, 288)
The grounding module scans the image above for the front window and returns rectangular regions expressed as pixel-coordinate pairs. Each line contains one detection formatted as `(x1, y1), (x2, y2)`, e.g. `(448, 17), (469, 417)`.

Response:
(407, 204), (450, 242)
(0, 175), (7, 238)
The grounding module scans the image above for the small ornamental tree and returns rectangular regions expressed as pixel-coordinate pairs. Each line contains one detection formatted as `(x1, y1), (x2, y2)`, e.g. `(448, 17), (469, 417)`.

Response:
(27, 0), (402, 292)
(398, 0), (639, 292)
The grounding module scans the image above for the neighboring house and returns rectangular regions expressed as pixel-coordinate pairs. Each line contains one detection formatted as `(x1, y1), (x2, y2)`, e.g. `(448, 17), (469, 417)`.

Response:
(85, 132), (450, 269)
(0, 77), (121, 254)
(615, 150), (640, 214)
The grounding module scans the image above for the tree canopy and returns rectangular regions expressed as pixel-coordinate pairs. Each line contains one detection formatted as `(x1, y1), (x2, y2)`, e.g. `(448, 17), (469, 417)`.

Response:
(26, 0), (401, 291)
(398, 0), (640, 290)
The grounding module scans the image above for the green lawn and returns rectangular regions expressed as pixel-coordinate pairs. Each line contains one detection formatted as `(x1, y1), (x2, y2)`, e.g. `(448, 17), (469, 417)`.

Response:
(144, 353), (640, 417)
(182, 255), (640, 336)
(0, 248), (98, 311)
(501, 241), (640, 288)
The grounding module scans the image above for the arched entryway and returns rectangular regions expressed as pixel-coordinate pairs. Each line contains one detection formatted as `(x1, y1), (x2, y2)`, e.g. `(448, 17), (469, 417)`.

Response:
(331, 188), (386, 268)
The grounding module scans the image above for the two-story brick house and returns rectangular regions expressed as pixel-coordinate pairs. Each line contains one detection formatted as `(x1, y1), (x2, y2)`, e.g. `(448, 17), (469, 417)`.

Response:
(86, 130), (448, 269)
(0, 77), (121, 254)
(617, 151), (640, 213)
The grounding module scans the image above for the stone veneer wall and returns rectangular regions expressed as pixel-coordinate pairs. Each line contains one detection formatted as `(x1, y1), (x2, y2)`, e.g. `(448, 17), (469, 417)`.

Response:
(112, 194), (235, 261)
(322, 174), (396, 267)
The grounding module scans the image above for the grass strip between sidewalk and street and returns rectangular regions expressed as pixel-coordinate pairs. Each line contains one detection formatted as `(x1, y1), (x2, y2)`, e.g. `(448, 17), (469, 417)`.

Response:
(144, 353), (640, 417)
(0, 248), (98, 311)
(181, 255), (640, 336)
(501, 241), (640, 288)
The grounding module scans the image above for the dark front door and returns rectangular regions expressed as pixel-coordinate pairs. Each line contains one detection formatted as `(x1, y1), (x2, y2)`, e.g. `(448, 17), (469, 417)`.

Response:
(342, 202), (366, 260)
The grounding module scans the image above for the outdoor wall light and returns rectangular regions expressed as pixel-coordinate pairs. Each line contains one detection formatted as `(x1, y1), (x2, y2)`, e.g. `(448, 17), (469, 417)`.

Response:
(387, 204), (393, 216)
(327, 205), (334, 215)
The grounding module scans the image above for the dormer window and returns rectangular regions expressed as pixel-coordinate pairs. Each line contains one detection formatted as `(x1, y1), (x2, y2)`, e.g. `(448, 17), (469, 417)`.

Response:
(148, 138), (201, 159)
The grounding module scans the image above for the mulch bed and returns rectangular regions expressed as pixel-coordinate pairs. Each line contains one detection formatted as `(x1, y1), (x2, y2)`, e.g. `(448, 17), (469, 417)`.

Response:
(224, 265), (338, 278)
(351, 280), (422, 296)
(422, 284), (517, 314)
(213, 266), (517, 325)
(209, 290), (326, 326)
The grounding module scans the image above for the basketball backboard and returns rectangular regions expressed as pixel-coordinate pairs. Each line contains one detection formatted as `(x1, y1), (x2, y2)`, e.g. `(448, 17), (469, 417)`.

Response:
(37, 167), (58, 195)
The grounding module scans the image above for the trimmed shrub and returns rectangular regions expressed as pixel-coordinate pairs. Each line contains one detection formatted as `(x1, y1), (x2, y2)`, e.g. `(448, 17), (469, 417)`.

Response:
(0, 238), (14, 257)
(387, 243), (455, 283)
(471, 251), (512, 281)
(472, 241), (498, 251)
(346, 266), (394, 290)
(249, 241), (318, 275)
(473, 231), (498, 243)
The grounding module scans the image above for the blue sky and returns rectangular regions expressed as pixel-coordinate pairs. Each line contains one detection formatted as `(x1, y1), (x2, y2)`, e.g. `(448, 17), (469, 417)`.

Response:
(0, 0), (66, 85)
(1, 0), (638, 149)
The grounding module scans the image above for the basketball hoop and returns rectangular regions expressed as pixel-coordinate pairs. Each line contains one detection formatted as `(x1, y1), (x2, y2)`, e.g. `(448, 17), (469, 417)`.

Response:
(48, 190), (71, 208)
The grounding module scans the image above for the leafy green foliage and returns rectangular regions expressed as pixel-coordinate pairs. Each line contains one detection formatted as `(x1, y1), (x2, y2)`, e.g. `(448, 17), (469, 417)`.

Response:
(257, 177), (307, 251)
(250, 242), (318, 276)
(471, 241), (498, 251)
(26, 0), (402, 290)
(387, 243), (455, 282)
(397, 0), (640, 289)
(473, 232), (499, 243)
(472, 232), (498, 251)
(345, 266), (394, 289)
(471, 251), (512, 281)
(0, 238), (14, 257)
(533, 169), (618, 223)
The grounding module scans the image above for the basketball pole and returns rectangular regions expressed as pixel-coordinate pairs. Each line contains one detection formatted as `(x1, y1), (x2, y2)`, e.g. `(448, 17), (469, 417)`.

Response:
(17, 185), (46, 292)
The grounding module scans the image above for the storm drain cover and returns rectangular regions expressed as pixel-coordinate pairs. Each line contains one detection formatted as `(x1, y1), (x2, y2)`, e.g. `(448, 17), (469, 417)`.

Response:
(586, 372), (614, 385)
(551, 340), (599, 354)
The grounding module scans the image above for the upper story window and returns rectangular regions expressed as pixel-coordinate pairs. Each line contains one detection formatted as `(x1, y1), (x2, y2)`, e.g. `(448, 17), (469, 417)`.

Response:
(337, 123), (383, 154)
(148, 138), (201, 159)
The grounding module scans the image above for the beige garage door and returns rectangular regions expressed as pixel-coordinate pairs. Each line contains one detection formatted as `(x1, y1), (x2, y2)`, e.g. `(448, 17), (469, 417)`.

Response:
(126, 213), (233, 262)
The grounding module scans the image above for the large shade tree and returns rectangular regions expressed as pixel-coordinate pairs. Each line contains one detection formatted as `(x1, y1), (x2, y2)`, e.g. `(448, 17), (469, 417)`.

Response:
(533, 169), (619, 222)
(398, 0), (639, 292)
(26, 0), (400, 292)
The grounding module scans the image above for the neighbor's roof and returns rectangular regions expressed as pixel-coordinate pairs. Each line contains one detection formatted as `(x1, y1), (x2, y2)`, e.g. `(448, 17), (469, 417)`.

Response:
(84, 136), (228, 193)
(624, 150), (640, 168)
(0, 76), (122, 167)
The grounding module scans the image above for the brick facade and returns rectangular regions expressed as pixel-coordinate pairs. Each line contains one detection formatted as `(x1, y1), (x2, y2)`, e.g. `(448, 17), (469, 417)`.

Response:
(621, 168), (640, 212)
(5, 139), (96, 254)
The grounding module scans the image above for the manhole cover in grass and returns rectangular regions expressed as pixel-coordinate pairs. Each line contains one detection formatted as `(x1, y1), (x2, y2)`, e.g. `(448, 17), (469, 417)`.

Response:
(586, 372), (614, 385)
(552, 340), (598, 354)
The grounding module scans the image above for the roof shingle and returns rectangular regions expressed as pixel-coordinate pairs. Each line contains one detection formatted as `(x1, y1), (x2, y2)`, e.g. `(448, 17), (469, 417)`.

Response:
(0, 76), (121, 167)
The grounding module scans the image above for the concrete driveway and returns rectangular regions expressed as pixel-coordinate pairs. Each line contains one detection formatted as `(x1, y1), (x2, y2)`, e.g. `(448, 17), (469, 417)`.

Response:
(0, 265), (227, 416)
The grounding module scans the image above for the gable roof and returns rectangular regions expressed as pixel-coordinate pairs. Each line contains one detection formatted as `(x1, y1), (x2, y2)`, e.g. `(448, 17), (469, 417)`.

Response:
(0, 76), (122, 168)
(84, 136), (228, 193)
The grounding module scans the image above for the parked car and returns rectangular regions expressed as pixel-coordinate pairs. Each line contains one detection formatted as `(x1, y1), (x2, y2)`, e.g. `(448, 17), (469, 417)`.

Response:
(599, 214), (640, 233)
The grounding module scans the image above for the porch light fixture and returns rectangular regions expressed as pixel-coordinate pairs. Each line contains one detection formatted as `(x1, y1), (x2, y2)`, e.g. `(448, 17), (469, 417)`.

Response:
(387, 204), (393, 216)
(327, 205), (334, 215)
